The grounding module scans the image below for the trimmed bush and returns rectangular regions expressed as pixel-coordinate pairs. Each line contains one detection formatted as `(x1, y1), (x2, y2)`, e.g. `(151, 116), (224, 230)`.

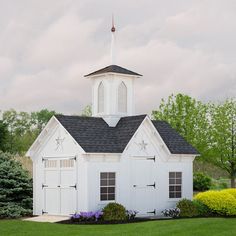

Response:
(176, 199), (198, 217)
(103, 203), (127, 221)
(193, 172), (212, 191)
(0, 152), (32, 218)
(192, 199), (212, 217)
(221, 189), (236, 199)
(195, 190), (236, 216)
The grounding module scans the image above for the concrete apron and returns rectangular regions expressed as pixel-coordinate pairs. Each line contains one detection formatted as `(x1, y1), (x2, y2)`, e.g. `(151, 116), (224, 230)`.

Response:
(23, 215), (70, 223)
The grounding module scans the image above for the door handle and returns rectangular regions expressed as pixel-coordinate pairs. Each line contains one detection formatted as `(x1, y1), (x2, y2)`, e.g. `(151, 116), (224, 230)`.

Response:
(70, 184), (77, 189)
(57, 185), (60, 187)
(146, 182), (156, 188)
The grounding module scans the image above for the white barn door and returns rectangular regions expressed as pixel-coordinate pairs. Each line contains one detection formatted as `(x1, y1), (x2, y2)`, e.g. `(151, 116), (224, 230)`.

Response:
(43, 158), (77, 215)
(131, 157), (156, 216)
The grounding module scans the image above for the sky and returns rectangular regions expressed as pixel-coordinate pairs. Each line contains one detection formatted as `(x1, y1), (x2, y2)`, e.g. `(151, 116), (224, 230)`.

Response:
(0, 0), (235, 115)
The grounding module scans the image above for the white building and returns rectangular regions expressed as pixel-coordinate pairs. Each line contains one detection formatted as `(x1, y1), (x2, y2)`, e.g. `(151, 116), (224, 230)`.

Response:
(27, 22), (198, 217)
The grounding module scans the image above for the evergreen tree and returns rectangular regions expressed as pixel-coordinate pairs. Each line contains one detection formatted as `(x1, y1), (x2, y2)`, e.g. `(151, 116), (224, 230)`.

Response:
(0, 151), (32, 218)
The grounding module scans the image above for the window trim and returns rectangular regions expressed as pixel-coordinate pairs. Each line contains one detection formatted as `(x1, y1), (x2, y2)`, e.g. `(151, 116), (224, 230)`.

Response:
(169, 171), (182, 200)
(100, 172), (116, 202)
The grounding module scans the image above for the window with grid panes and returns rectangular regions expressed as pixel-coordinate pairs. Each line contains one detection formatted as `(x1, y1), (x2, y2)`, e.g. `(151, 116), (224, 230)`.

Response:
(100, 172), (115, 201)
(169, 172), (182, 198)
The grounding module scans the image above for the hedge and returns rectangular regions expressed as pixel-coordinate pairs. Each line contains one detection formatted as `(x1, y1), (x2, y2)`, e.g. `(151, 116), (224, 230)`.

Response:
(194, 190), (236, 216)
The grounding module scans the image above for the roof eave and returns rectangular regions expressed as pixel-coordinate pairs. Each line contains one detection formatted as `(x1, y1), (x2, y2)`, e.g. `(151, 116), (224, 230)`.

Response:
(84, 72), (142, 79)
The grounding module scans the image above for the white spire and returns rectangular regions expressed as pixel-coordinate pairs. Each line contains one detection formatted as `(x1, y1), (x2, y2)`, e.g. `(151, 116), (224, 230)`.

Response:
(111, 14), (116, 65)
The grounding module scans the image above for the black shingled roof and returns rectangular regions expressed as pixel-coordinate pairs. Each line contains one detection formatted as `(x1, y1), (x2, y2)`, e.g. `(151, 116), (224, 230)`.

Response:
(84, 65), (142, 77)
(55, 115), (199, 155)
(152, 120), (199, 154)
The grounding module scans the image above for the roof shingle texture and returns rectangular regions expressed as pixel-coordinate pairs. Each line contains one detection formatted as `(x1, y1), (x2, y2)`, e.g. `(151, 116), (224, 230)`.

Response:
(55, 115), (198, 155)
(84, 65), (142, 77)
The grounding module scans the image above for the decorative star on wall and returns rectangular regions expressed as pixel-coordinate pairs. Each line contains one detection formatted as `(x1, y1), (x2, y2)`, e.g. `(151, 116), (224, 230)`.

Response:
(139, 140), (148, 150)
(55, 136), (65, 151)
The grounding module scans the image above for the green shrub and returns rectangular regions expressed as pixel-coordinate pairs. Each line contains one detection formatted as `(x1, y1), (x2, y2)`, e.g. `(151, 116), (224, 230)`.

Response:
(193, 172), (212, 191)
(176, 199), (198, 217)
(0, 202), (32, 219)
(195, 190), (236, 216)
(0, 152), (32, 218)
(102, 203), (127, 221)
(192, 199), (212, 217)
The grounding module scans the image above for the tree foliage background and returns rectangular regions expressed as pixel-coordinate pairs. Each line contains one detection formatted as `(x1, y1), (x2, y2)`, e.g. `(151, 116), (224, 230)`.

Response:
(152, 94), (236, 187)
(0, 109), (57, 155)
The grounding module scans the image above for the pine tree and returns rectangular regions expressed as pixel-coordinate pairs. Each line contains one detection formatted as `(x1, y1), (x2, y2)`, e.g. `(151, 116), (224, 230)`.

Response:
(0, 152), (32, 218)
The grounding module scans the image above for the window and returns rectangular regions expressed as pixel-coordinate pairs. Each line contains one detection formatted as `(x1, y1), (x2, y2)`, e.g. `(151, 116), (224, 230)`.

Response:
(60, 159), (74, 168)
(98, 82), (105, 113)
(118, 82), (127, 113)
(169, 172), (182, 198)
(44, 160), (57, 168)
(100, 172), (116, 201)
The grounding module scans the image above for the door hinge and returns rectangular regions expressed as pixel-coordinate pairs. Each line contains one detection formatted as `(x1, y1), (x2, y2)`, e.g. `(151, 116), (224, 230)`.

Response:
(42, 210), (48, 214)
(42, 184), (48, 189)
(147, 209), (156, 215)
(147, 182), (156, 189)
(146, 156), (155, 162)
(70, 184), (77, 189)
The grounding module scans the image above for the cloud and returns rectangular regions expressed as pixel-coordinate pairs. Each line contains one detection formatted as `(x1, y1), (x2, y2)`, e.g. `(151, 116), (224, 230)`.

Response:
(0, 0), (235, 115)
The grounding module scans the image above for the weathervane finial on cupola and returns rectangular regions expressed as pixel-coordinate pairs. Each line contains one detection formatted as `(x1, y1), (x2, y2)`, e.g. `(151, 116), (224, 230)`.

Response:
(111, 14), (116, 65)
(111, 14), (115, 32)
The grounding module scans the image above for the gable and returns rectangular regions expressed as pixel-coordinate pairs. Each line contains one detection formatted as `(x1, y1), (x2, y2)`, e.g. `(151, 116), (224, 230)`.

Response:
(26, 116), (84, 159)
(123, 118), (164, 159)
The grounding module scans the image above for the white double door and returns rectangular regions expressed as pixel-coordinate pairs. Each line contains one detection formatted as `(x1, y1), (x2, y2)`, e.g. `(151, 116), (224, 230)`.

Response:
(131, 157), (156, 216)
(43, 158), (77, 215)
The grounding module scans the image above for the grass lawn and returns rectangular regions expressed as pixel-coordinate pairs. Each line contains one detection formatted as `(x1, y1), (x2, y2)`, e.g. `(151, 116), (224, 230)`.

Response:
(0, 218), (236, 236)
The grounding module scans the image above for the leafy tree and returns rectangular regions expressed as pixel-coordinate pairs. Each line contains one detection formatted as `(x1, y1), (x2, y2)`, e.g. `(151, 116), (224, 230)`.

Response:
(81, 104), (92, 117)
(0, 120), (9, 152)
(0, 151), (32, 218)
(31, 109), (57, 132)
(152, 94), (236, 188)
(2, 109), (57, 154)
(210, 99), (236, 187)
(152, 94), (210, 158)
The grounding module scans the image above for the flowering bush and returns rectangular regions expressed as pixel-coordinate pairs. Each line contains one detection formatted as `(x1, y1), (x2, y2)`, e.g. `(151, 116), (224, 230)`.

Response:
(71, 211), (103, 222)
(195, 190), (236, 216)
(162, 208), (180, 218)
(126, 210), (138, 220)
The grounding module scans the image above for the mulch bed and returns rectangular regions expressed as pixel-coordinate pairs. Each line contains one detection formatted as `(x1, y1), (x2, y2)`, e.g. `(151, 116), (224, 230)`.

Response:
(57, 218), (157, 225)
